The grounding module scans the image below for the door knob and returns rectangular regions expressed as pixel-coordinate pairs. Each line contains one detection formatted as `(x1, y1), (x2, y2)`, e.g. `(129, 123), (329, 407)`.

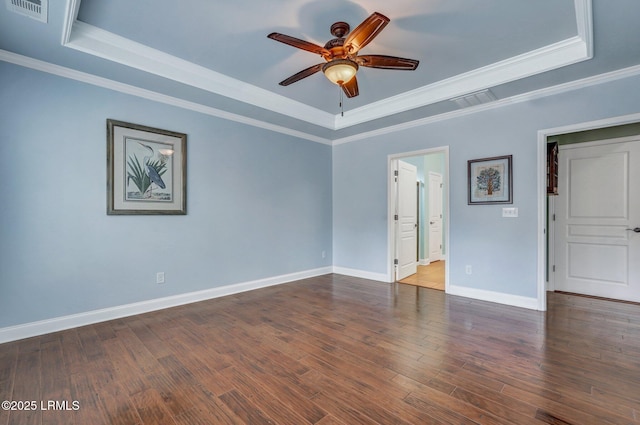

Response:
(627, 227), (640, 233)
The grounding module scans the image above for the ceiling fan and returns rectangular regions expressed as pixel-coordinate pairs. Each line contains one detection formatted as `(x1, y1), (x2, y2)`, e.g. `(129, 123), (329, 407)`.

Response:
(267, 12), (419, 98)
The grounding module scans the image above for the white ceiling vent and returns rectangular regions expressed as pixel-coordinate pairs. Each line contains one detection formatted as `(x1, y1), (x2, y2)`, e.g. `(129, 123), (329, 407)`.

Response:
(6, 0), (47, 23)
(451, 89), (497, 108)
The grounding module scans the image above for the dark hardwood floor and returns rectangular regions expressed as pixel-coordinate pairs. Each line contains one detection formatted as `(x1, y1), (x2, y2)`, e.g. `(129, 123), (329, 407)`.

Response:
(1, 274), (639, 424)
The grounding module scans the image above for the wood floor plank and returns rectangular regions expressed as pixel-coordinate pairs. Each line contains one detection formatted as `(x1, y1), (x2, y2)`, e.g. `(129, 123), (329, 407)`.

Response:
(1, 274), (639, 424)
(223, 363), (327, 424)
(130, 388), (177, 425)
(40, 339), (76, 425)
(0, 343), (17, 425)
(301, 366), (447, 425)
(69, 372), (109, 425)
(218, 389), (275, 425)
(219, 366), (315, 425)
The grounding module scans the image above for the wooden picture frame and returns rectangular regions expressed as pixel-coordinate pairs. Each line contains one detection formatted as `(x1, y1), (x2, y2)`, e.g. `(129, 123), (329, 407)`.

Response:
(468, 155), (512, 205)
(107, 119), (187, 215)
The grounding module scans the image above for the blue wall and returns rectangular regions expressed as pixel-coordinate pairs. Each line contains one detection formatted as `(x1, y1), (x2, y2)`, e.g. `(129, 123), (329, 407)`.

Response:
(2, 58), (640, 330)
(333, 74), (640, 299)
(0, 62), (333, 328)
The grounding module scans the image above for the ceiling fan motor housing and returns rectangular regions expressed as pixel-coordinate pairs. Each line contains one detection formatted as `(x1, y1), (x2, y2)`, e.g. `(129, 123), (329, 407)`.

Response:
(330, 22), (350, 38)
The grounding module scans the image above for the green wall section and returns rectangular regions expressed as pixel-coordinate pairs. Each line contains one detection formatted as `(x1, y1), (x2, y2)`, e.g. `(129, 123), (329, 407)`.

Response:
(549, 122), (640, 145)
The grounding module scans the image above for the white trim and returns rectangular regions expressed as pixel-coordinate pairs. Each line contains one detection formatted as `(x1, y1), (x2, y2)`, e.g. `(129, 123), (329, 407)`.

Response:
(3, 16), (637, 150)
(335, 35), (590, 129)
(389, 158), (399, 282)
(332, 266), (390, 283)
(64, 21), (336, 130)
(448, 284), (540, 310)
(332, 64), (640, 146)
(61, 0), (80, 44)
(2, 51), (638, 149)
(575, 0), (594, 58)
(536, 125), (548, 310)
(0, 50), (332, 146)
(536, 112), (640, 312)
(547, 194), (556, 293)
(0, 267), (332, 344)
(60, 0), (592, 131)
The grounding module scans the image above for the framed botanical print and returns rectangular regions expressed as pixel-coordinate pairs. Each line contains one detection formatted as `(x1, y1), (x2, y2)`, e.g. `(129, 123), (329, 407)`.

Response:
(468, 155), (512, 205)
(107, 119), (187, 215)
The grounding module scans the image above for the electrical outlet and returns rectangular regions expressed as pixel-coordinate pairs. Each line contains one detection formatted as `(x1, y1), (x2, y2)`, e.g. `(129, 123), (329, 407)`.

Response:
(156, 272), (165, 284)
(465, 265), (472, 275)
(502, 207), (519, 217)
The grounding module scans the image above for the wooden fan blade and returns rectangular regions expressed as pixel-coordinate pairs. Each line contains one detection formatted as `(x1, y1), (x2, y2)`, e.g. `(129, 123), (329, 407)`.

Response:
(356, 55), (419, 70)
(344, 12), (390, 54)
(279, 63), (324, 86)
(341, 76), (359, 98)
(268, 33), (330, 57)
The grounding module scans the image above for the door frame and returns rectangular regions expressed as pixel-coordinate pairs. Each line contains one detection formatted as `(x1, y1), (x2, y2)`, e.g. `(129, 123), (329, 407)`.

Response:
(387, 147), (450, 289)
(536, 112), (640, 311)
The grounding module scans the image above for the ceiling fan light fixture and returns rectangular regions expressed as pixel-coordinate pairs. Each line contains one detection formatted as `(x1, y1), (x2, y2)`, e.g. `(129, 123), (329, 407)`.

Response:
(322, 59), (358, 86)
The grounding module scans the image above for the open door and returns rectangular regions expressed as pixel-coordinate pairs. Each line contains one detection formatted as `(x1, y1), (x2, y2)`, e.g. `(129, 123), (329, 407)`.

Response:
(554, 137), (640, 302)
(396, 160), (418, 280)
(428, 172), (443, 262)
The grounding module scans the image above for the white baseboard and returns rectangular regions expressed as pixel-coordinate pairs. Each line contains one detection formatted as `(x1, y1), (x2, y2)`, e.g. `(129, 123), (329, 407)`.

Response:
(332, 266), (391, 283)
(419, 259), (430, 266)
(0, 266), (333, 344)
(447, 284), (540, 311)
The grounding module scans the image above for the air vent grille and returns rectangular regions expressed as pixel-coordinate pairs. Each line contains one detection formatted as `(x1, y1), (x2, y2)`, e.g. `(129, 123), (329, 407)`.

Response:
(6, 0), (47, 23)
(451, 89), (497, 108)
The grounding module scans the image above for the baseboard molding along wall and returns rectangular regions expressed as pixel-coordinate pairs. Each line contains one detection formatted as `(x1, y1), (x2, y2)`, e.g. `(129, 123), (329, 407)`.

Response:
(0, 268), (542, 343)
(0, 266), (333, 344)
(332, 266), (390, 283)
(333, 267), (540, 311)
(447, 284), (540, 311)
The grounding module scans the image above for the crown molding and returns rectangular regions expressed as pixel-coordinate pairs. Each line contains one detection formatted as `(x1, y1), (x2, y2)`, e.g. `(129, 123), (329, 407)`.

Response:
(0, 50), (332, 145)
(574, 0), (594, 57)
(60, 0), (593, 132)
(332, 63), (640, 146)
(63, 21), (336, 130)
(334, 35), (591, 129)
(3, 50), (635, 150)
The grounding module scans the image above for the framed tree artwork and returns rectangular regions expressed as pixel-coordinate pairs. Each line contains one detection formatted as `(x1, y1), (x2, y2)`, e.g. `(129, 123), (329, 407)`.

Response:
(107, 119), (187, 215)
(468, 155), (512, 205)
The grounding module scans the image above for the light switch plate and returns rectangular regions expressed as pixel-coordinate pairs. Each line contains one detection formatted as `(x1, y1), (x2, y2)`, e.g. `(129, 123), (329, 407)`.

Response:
(502, 207), (518, 217)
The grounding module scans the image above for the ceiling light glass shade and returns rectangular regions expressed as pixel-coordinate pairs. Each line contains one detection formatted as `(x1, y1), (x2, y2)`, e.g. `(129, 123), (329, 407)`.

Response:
(322, 59), (358, 85)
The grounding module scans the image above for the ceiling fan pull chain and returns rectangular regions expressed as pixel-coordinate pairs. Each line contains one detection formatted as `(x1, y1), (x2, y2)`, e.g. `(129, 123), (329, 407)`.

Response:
(340, 86), (344, 117)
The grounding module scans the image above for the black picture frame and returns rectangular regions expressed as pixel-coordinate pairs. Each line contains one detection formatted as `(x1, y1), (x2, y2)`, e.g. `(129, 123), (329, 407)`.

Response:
(468, 155), (513, 205)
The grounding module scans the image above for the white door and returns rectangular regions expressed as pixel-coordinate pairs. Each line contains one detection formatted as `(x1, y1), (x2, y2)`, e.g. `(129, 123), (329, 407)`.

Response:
(396, 160), (418, 280)
(554, 137), (640, 302)
(428, 172), (443, 262)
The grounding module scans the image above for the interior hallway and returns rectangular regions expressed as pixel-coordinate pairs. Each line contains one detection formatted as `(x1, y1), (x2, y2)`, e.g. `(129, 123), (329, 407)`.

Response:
(398, 261), (445, 290)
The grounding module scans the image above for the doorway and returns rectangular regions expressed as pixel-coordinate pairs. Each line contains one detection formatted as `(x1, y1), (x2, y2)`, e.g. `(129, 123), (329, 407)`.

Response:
(388, 148), (449, 291)
(539, 114), (640, 310)
(551, 136), (640, 302)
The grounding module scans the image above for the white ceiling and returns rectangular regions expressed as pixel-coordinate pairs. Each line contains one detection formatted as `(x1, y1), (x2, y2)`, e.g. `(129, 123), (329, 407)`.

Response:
(1, 0), (640, 143)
